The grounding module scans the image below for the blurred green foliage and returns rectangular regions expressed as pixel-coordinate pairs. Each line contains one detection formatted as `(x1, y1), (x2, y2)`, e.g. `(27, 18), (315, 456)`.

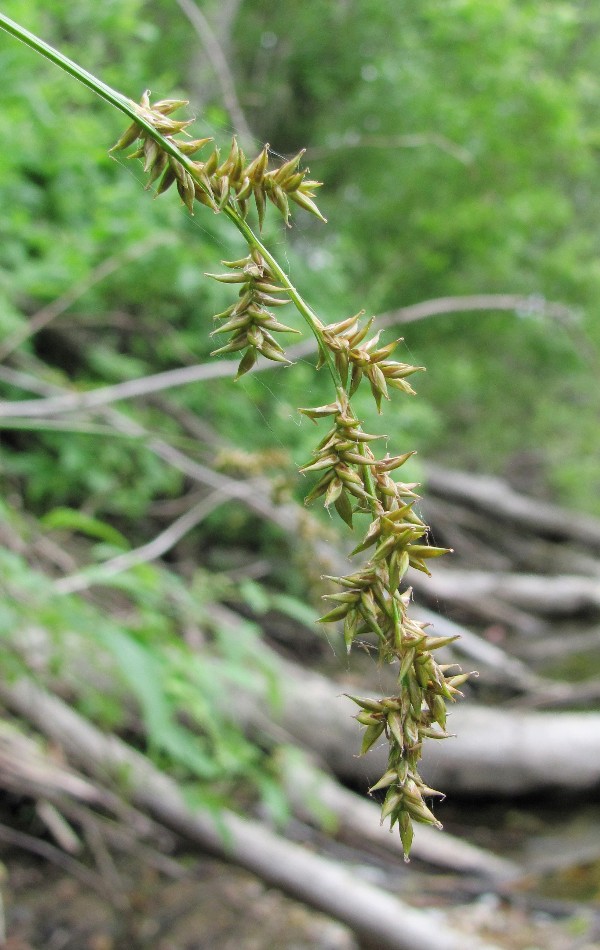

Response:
(3, 0), (599, 511)
(0, 497), (284, 806)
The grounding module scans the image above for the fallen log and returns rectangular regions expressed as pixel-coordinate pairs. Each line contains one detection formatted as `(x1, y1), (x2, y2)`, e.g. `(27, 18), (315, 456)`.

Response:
(10, 601), (520, 880)
(410, 566), (600, 617)
(424, 463), (600, 550)
(220, 630), (600, 796)
(0, 676), (497, 950)
(410, 606), (544, 690)
(506, 678), (600, 710)
(278, 749), (519, 883)
(425, 496), (600, 578)
(517, 627), (600, 662)
(419, 497), (515, 571)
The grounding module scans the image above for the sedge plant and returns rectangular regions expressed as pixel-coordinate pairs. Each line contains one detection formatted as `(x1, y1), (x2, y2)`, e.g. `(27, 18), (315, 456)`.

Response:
(0, 12), (471, 859)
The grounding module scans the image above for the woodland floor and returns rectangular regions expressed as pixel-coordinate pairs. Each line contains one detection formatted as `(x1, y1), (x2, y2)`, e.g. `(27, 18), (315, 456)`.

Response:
(3, 467), (600, 949)
(2, 803), (600, 950)
(2, 853), (595, 950)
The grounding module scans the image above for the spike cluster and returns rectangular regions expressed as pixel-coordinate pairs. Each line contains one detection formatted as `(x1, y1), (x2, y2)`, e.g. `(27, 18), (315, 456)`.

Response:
(318, 313), (425, 411)
(110, 92), (326, 227)
(348, 653), (470, 858)
(217, 142), (326, 228)
(207, 250), (299, 378)
(299, 389), (411, 525)
(318, 500), (462, 858)
(326, 584), (468, 858)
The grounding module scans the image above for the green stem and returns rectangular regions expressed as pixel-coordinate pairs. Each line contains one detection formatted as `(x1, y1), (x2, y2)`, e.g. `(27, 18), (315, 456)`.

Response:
(0, 14), (209, 178)
(0, 14), (134, 116)
(360, 443), (381, 516)
(0, 13), (341, 388)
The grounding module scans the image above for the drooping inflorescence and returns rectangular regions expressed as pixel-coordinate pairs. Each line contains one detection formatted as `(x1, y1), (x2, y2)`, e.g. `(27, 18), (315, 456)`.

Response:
(109, 93), (470, 858)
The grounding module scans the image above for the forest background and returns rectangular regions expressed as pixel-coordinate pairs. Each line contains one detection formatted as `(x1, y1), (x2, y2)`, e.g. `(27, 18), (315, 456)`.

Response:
(1, 0), (600, 947)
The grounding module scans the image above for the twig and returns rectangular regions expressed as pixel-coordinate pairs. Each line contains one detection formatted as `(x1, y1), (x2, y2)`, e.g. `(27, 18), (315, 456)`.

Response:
(0, 363), (64, 395)
(175, 0), (255, 148)
(214, 0), (243, 47)
(378, 292), (578, 327)
(55, 490), (225, 594)
(36, 800), (82, 854)
(0, 417), (142, 435)
(0, 820), (110, 896)
(78, 809), (128, 909)
(32, 533), (79, 573)
(0, 358), (239, 418)
(284, 294), (579, 360)
(59, 801), (185, 879)
(0, 234), (173, 362)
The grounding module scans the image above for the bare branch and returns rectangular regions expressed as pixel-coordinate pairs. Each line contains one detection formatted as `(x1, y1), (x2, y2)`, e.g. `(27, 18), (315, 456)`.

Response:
(0, 293), (577, 419)
(379, 293), (578, 328)
(55, 490), (225, 594)
(0, 357), (240, 418)
(35, 799), (82, 854)
(412, 565), (600, 616)
(424, 462), (600, 550)
(411, 605), (543, 692)
(0, 417), (140, 435)
(0, 364), (64, 395)
(78, 808), (128, 908)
